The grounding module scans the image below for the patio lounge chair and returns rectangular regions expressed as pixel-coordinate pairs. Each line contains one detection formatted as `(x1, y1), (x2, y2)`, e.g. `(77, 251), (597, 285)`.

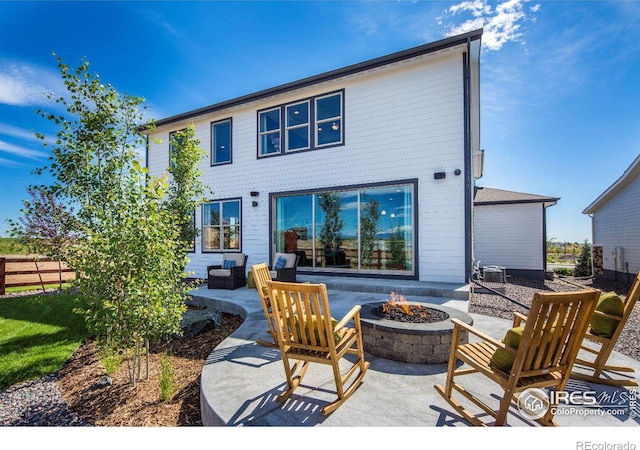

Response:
(435, 288), (599, 426)
(207, 253), (248, 290)
(267, 280), (370, 414)
(269, 252), (299, 282)
(572, 271), (640, 387)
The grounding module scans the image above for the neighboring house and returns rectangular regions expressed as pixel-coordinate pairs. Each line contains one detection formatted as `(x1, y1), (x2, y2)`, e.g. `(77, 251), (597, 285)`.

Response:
(583, 154), (640, 283)
(144, 29), (483, 284)
(473, 187), (559, 280)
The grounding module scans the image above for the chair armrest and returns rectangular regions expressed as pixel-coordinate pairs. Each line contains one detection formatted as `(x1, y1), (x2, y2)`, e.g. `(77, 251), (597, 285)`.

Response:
(207, 265), (222, 272)
(513, 311), (528, 327)
(591, 310), (623, 322)
(334, 305), (362, 331)
(450, 318), (512, 352)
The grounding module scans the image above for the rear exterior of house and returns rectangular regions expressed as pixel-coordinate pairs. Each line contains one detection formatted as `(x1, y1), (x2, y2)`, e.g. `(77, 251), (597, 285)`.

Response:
(583, 154), (640, 283)
(144, 30), (483, 284)
(473, 187), (558, 280)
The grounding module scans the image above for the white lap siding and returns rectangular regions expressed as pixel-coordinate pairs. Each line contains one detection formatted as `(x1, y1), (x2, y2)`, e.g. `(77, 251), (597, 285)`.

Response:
(147, 50), (470, 283)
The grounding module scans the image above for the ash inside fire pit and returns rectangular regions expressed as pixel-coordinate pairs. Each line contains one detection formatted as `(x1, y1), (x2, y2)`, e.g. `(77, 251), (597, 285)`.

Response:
(372, 292), (450, 323)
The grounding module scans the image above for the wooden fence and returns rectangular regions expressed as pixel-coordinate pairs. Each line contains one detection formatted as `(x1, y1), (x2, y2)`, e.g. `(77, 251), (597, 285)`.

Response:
(0, 257), (76, 295)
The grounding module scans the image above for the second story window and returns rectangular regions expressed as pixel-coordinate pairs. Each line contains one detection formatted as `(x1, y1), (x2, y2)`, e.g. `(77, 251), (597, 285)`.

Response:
(259, 108), (281, 156)
(211, 119), (232, 166)
(285, 101), (310, 152)
(258, 89), (344, 158)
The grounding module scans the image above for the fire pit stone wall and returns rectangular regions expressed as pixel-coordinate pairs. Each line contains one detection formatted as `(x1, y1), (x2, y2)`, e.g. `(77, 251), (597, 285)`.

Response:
(360, 302), (473, 364)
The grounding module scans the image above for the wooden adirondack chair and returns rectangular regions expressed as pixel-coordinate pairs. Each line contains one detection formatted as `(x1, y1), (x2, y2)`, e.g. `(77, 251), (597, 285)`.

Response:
(572, 272), (640, 387)
(267, 280), (370, 415)
(435, 288), (599, 426)
(250, 263), (278, 348)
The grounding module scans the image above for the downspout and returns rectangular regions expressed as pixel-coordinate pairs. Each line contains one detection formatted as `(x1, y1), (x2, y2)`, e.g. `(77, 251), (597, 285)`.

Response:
(463, 38), (473, 283)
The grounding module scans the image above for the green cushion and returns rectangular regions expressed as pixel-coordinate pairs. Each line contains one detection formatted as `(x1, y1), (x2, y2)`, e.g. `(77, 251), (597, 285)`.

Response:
(590, 291), (624, 338)
(293, 315), (339, 344)
(490, 326), (524, 371)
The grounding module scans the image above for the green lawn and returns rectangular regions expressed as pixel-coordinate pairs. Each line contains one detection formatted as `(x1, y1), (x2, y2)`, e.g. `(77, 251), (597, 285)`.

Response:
(0, 293), (89, 390)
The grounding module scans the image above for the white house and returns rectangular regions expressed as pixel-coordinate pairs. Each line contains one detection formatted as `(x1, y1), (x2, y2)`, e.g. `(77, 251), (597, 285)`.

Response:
(583, 153), (640, 283)
(144, 30), (483, 284)
(473, 187), (558, 280)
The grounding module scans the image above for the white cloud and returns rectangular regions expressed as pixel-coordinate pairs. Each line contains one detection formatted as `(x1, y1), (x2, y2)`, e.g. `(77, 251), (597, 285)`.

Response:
(444, 0), (540, 51)
(0, 140), (48, 160)
(0, 122), (39, 142)
(0, 61), (62, 107)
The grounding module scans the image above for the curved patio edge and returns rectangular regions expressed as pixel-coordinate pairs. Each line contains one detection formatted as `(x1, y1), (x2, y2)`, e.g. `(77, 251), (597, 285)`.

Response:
(190, 287), (640, 427)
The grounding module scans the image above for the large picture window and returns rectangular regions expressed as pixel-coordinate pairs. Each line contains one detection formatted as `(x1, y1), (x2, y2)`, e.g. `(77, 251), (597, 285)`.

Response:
(273, 181), (415, 275)
(211, 119), (232, 165)
(202, 199), (241, 252)
(258, 90), (343, 157)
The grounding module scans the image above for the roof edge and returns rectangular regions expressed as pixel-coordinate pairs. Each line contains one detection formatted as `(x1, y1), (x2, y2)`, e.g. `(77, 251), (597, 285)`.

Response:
(142, 29), (483, 131)
(582, 153), (640, 214)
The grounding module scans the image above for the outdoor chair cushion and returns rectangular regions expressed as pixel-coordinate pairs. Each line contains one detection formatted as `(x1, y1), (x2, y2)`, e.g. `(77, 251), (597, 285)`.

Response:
(490, 326), (524, 371)
(223, 259), (236, 270)
(274, 256), (288, 270)
(293, 315), (340, 344)
(273, 252), (297, 268)
(223, 253), (246, 267)
(209, 269), (231, 277)
(590, 291), (624, 338)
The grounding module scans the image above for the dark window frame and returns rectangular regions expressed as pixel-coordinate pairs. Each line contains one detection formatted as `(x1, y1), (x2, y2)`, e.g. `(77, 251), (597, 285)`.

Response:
(201, 197), (243, 253)
(257, 89), (344, 159)
(210, 118), (233, 166)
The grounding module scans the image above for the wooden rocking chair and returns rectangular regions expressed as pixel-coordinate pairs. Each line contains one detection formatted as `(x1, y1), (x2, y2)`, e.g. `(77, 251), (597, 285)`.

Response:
(267, 281), (370, 415)
(435, 289), (599, 426)
(250, 263), (278, 348)
(572, 272), (640, 387)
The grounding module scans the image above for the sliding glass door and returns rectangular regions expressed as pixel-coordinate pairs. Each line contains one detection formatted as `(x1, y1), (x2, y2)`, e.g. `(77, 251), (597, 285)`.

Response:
(273, 181), (415, 275)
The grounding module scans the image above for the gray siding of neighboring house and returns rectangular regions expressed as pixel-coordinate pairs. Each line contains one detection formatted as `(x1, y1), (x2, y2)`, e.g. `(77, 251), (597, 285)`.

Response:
(474, 202), (546, 280)
(591, 171), (640, 283)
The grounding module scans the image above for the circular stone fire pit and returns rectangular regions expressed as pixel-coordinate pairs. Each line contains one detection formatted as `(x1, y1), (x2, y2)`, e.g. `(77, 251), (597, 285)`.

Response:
(360, 301), (473, 364)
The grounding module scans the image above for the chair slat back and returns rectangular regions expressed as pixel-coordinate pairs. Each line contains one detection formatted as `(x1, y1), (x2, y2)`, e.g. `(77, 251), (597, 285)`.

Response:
(517, 289), (599, 374)
(251, 263), (272, 296)
(268, 281), (334, 350)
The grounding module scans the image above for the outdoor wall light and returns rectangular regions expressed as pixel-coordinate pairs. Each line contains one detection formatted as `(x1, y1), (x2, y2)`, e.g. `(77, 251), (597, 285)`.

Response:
(252, 201), (258, 207)
(250, 191), (259, 197)
(434, 172), (446, 180)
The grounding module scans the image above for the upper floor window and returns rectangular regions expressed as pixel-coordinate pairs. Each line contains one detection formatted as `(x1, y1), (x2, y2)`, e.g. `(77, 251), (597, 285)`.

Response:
(257, 90), (343, 158)
(286, 101), (310, 152)
(211, 119), (232, 166)
(202, 198), (241, 252)
(259, 107), (281, 156)
(316, 93), (343, 147)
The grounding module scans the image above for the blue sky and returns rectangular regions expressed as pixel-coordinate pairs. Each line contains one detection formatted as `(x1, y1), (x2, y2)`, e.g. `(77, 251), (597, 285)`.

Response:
(0, 0), (639, 245)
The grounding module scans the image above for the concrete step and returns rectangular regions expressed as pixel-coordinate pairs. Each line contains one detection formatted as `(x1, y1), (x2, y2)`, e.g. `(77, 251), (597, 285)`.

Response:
(296, 274), (470, 300)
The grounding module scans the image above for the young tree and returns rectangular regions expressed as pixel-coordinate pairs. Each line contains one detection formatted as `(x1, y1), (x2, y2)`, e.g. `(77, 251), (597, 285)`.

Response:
(8, 187), (78, 291)
(574, 240), (592, 278)
(30, 55), (199, 386)
(164, 126), (208, 265)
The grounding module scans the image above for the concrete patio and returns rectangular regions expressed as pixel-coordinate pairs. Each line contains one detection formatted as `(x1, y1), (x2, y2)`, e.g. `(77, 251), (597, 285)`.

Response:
(189, 275), (640, 428)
